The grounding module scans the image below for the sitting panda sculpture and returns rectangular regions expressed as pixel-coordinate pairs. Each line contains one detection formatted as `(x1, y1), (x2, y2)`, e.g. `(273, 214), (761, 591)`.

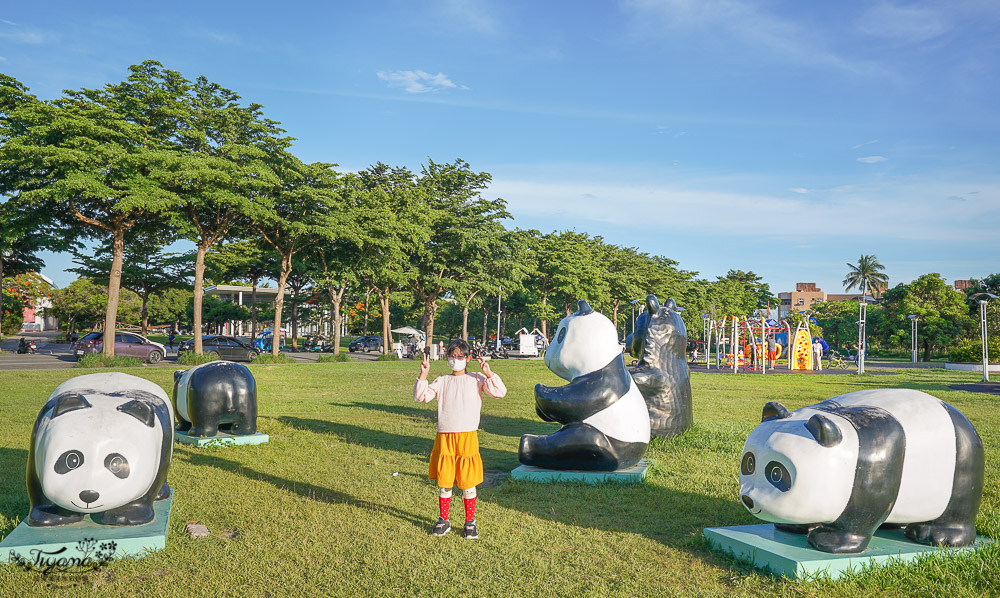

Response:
(27, 373), (173, 527)
(625, 294), (693, 438)
(739, 389), (983, 554)
(173, 361), (257, 437)
(519, 300), (650, 471)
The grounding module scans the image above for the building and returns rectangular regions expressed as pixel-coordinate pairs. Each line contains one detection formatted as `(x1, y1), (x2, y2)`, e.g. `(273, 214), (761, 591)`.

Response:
(954, 279), (973, 292)
(20, 273), (59, 331)
(777, 282), (869, 319)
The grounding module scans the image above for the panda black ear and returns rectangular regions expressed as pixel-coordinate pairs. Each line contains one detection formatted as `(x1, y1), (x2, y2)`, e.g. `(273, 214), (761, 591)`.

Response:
(118, 399), (155, 428)
(51, 393), (92, 418)
(761, 402), (791, 422)
(645, 294), (660, 314)
(174, 370), (186, 382)
(806, 414), (842, 447)
(576, 300), (594, 315)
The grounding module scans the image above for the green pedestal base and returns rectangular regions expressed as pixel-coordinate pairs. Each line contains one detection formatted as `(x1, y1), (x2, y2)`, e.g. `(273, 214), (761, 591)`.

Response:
(0, 490), (173, 567)
(704, 523), (988, 580)
(510, 458), (652, 484)
(175, 430), (269, 447)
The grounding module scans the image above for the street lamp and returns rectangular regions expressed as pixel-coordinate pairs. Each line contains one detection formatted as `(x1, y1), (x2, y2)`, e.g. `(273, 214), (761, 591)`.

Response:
(701, 314), (711, 369)
(907, 315), (919, 363)
(630, 298), (643, 336)
(973, 293), (997, 383)
(856, 284), (877, 375)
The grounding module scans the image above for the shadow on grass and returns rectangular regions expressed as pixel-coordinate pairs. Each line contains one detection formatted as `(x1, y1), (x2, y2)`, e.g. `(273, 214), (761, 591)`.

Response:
(0, 447), (29, 528)
(329, 401), (548, 438)
(276, 416), (522, 471)
(179, 451), (428, 530)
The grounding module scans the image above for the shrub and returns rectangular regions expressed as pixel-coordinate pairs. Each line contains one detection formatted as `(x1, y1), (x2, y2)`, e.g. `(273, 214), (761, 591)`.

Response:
(75, 354), (144, 368)
(375, 353), (400, 361)
(253, 353), (294, 364)
(948, 338), (1000, 363)
(317, 353), (351, 363)
(176, 351), (219, 366)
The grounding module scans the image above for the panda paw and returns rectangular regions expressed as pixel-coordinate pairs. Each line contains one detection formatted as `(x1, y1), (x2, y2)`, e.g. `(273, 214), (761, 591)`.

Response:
(807, 528), (871, 554)
(96, 503), (155, 526)
(905, 522), (977, 547)
(27, 505), (84, 527)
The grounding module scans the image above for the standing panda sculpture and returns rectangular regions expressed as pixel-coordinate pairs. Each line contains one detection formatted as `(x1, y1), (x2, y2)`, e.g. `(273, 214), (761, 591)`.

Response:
(625, 294), (693, 438)
(519, 300), (650, 471)
(173, 361), (257, 437)
(27, 373), (173, 527)
(739, 389), (983, 554)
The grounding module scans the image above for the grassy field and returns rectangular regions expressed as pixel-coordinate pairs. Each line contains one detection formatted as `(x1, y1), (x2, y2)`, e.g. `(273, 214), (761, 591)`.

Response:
(0, 362), (998, 596)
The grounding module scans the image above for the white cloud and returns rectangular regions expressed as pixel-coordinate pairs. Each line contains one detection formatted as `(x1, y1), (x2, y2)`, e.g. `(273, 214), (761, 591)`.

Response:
(857, 156), (887, 163)
(0, 22), (47, 45)
(376, 70), (466, 94)
(855, 3), (951, 43)
(789, 187), (809, 194)
(436, 0), (500, 36)
(622, 0), (884, 77)
(851, 139), (879, 150)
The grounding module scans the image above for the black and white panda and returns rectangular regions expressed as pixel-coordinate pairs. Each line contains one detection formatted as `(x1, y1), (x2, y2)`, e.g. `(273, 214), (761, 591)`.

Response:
(27, 373), (173, 527)
(739, 389), (983, 554)
(173, 361), (258, 437)
(519, 300), (651, 471)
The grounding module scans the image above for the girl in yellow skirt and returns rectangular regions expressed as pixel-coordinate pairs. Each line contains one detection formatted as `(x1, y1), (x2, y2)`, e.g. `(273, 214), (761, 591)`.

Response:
(415, 339), (507, 539)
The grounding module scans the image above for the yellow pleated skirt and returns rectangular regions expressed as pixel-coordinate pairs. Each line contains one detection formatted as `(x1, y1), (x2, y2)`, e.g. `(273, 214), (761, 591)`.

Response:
(429, 431), (484, 490)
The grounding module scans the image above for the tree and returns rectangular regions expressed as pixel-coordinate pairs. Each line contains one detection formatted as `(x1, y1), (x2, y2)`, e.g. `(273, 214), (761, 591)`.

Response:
(253, 158), (344, 356)
(69, 230), (192, 336)
(879, 274), (973, 360)
(602, 244), (655, 337)
(963, 274), (1000, 338)
(206, 240), (280, 339)
(351, 164), (422, 353)
(721, 269), (778, 309)
(811, 300), (859, 352)
(166, 72), (287, 354)
(0, 65), (184, 355)
(843, 254), (889, 298)
(410, 159), (510, 348)
(148, 287), (192, 329)
(47, 278), (142, 332)
(527, 230), (607, 337)
(706, 278), (757, 320)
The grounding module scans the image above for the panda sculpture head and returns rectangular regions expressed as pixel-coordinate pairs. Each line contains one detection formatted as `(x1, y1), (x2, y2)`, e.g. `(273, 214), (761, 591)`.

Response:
(545, 300), (621, 381)
(738, 401), (856, 525)
(626, 295), (686, 360)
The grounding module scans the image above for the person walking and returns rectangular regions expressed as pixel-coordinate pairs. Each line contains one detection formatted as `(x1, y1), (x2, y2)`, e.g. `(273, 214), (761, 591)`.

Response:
(813, 338), (824, 371)
(766, 336), (777, 368)
(168, 330), (176, 353)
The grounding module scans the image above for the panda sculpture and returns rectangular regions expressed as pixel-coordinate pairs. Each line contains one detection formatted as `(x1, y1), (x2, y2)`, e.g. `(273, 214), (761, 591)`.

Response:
(173, 361), (257, 437)
(739, 389), (983, 554)
(625, 294), (693, 438)
(519, 300), (650, 471)
(27, 373), (173, 527)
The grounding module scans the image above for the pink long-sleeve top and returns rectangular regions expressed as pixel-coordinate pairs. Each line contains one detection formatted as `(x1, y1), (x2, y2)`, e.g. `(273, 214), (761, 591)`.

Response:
(414, 372), (507, 433)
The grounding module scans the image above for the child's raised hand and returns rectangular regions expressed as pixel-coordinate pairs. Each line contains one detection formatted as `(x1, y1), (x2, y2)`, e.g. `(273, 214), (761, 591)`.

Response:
(478, 356), (492, 378)
(419, 352), (430, 379)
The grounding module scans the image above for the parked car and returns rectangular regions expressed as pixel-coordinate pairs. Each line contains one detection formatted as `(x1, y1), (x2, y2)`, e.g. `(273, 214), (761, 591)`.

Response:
(349, 335), (384, 353)
(177, 335), (259, 362)
(72, 331), (168, 363)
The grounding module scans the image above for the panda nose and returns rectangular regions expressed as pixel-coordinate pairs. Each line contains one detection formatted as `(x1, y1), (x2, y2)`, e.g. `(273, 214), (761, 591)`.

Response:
(79, 490), (100, 504)
(741, 495), (754, 510)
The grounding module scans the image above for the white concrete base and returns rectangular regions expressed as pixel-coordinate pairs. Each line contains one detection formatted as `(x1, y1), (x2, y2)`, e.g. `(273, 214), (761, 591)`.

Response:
(945, 362), (1000, 372)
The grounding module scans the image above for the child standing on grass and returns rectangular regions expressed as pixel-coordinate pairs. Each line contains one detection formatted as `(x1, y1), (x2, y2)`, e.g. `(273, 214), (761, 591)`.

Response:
(414, 339), (507, 539)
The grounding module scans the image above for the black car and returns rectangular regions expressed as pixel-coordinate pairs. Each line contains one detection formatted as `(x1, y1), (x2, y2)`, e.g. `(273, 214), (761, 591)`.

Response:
(348, 335), (384, 352)
(178, 335), (259, 362)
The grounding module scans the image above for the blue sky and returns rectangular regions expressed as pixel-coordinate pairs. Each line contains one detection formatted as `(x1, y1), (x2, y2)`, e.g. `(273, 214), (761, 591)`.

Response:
(4, 1), (999, 295)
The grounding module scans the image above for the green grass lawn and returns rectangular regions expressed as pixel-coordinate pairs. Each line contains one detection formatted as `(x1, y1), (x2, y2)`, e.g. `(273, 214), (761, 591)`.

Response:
(1, 363), (998, 596)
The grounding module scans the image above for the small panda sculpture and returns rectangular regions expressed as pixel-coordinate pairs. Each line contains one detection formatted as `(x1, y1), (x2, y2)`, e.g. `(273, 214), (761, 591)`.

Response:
(625, 294), (693, 438)
(173, 361), (257, 437)
(739, 389), (984, 554)
(27, 373), (173, 527)
(519, 300), (651, 471)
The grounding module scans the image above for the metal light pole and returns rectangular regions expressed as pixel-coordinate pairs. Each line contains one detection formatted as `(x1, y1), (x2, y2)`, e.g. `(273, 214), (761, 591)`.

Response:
(702, 314), (711, 369)
(496, 286), (502, 351)
(907, 315), (918, 363)
(856, 282), (875, 375)
(974, 293), (997, 383)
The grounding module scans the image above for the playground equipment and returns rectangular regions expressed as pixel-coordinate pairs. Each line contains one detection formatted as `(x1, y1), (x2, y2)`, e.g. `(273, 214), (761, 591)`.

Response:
(789, 322), (813, 371)
(703, 316), (791, 374)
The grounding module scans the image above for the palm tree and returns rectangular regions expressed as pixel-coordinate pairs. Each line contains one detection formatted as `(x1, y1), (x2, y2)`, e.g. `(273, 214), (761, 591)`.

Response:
(843, 254), (889, 297)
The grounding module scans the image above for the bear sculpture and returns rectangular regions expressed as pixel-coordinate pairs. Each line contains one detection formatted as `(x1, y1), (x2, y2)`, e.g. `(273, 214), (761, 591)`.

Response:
(27, 373), (173, 527)
(173, 361), (258, 437)
(519, 300), (650, 471)
(739, 389), (983, 554)
(625, 294), (693, 438)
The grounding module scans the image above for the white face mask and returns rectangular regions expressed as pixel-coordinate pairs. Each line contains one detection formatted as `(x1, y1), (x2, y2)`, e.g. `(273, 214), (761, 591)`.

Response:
(447, 357), (467, 372)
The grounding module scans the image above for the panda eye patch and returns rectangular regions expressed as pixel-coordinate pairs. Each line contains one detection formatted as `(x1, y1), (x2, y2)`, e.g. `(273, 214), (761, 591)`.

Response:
(557, 327), (567, 344)
(765, 461), (791, 492)
(54, 450), (84, 474)
(740, 452), (755, 476)
(104, 453), (130, 479)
